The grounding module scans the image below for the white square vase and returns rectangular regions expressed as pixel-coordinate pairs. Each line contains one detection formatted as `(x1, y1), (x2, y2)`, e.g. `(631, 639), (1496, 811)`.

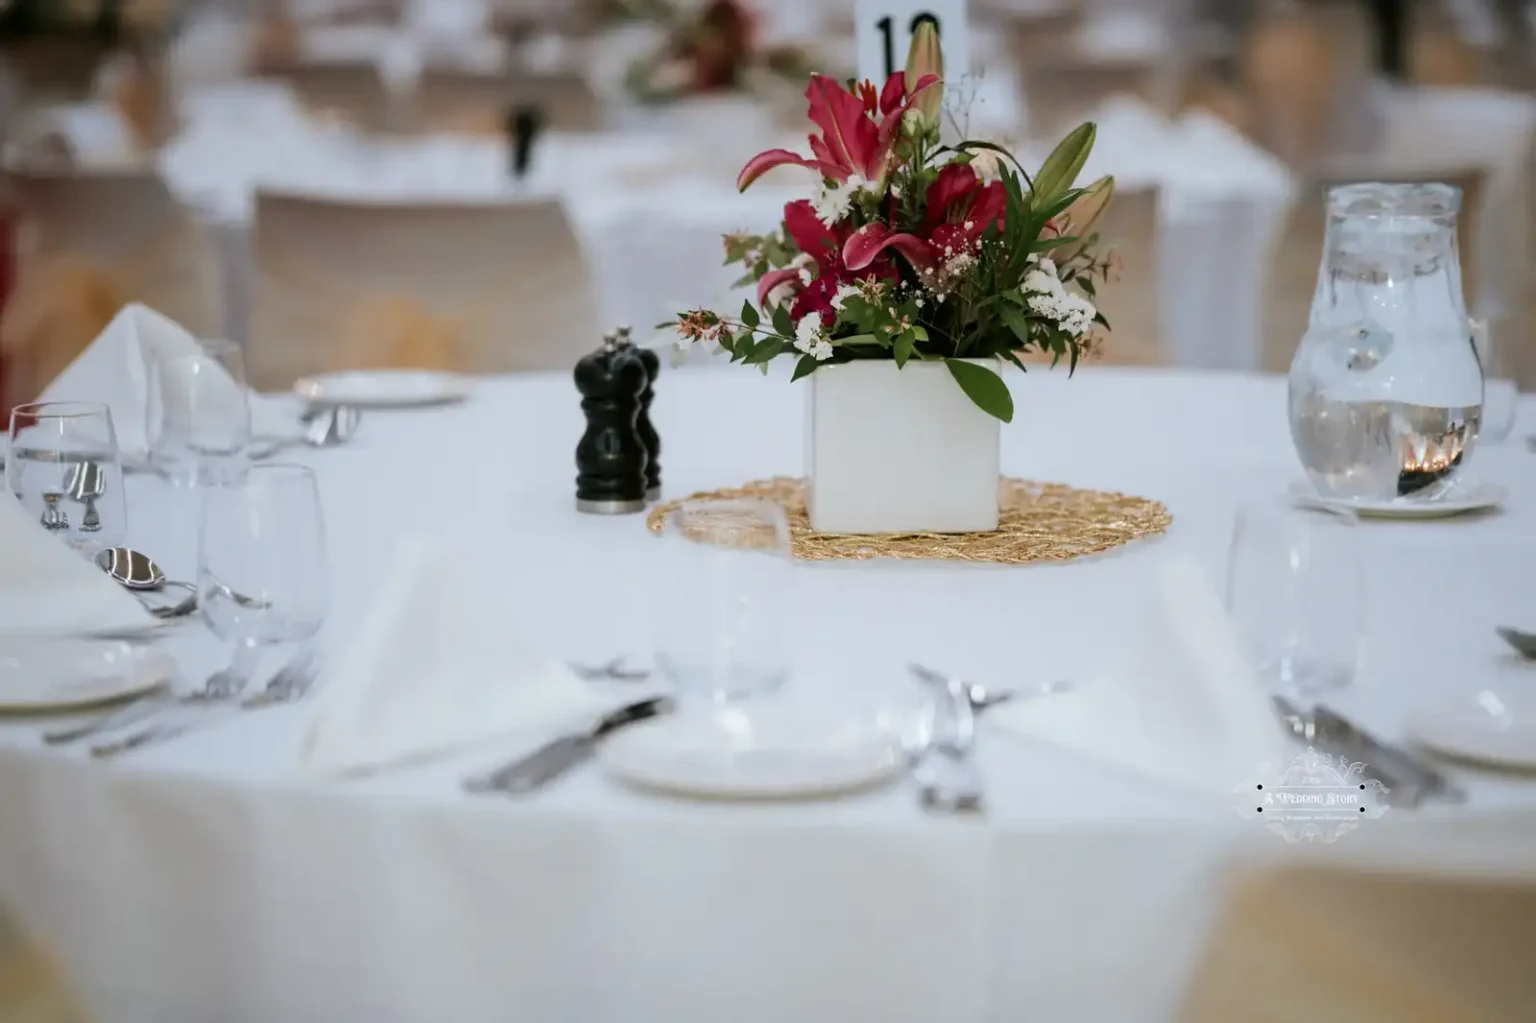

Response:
(806, 359), (1002, 534)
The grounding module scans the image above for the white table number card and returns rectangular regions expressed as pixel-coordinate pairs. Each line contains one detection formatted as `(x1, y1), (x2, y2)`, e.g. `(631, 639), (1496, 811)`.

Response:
(855, 0), (970, 88)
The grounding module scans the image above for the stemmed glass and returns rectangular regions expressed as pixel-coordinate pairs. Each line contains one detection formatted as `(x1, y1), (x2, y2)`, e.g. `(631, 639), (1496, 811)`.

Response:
(6, 401), (127, 557)
(1226, 497), (1365, 698)
(653, 498), (794, 708)
(146, 338), (253, 486)
(197, 465), (329, 693)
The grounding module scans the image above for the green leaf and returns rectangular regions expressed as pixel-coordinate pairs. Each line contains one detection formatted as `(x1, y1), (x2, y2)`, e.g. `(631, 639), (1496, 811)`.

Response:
(945, 360), (1014, 423)
(790, 354), (819, 382)
(910, 325), (929, 342)
(1032, 122), (1096, 203)
(732, 271), (759, 289)
(1077, 276), (1096, 298)
(749, 337), (784, 364)
(1000, 305), (1032, 344)
(741, 300), (760, 330)
(1001, 350), (1028, 373)
(1068, 342), (1079, 376)
(835, 333), (877, 347)
(772, 304), (794, 339)
(894, 330), (915, 367)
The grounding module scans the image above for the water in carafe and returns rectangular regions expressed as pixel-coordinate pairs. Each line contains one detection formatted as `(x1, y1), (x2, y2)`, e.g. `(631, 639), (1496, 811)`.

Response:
(1288, 182), (1483, 502)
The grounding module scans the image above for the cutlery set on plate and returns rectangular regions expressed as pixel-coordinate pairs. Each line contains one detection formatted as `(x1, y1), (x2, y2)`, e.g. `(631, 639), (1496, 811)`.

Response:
(464, 663), (1062, 811)
(40, 643), (322, 759)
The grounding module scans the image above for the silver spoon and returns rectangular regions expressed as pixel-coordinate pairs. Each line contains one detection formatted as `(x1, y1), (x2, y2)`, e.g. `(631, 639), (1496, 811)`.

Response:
(95, 548), (266, 619)
(1496, 626), (1536, 659)
(248, 406), (361, 460)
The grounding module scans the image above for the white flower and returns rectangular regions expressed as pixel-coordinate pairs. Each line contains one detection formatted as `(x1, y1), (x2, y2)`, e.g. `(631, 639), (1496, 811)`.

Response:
(1022, 258), (1097, 336)
(793, 315), (823, 354)
(810, 339), (834, 361)
(811, 176), (865, 227)
(969, 150), (1004, 182)
(830, 283), (860, 311)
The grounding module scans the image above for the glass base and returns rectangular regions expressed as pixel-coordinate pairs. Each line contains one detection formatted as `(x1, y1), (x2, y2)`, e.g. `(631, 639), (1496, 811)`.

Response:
(1260, 656), (1354, 699)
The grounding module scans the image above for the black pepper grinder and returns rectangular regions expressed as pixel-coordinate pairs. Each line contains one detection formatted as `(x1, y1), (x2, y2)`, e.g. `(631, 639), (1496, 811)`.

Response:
(506, 104), (543, 180)
(575, 331), (648, 514)
(615, 325), (661, 502)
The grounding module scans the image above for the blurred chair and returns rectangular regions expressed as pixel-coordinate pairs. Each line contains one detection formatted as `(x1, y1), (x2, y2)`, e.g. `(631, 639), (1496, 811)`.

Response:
(0, 39), (110, 105)
(0, 170), (223, 407)
(1241, 0), (1376, 171)
(999, 6), (1086, 66)
(505, 70), (600, 131)
(263, 60), (393, 131)
(1262, 168), (1485, 372)
(0, 903), (90, 1023)
(410, 68), (599, 134)
(412, 68), (507, 134)
(1180, 864), (1536, 1022)
(249, 192), (599, 389)
(1022, 60), (1167, 140)
(1091, 185), (1164, 366)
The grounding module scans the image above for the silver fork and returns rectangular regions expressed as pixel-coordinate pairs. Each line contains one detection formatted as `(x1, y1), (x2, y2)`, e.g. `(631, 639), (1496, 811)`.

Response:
(912, 672), (984, 812)
(89, 644), (321, 759)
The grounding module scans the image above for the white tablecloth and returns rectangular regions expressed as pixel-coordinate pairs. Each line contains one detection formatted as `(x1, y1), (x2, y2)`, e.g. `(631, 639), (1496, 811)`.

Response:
(2, 367), (1535, 1022)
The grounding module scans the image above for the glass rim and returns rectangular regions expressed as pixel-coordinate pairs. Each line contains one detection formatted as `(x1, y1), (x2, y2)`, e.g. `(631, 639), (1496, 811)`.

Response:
(1235, 495), (1361, 526)
(204, 463), (317, 490)
(1326, 181), (1462, 219)
(9, 400), (113, 421)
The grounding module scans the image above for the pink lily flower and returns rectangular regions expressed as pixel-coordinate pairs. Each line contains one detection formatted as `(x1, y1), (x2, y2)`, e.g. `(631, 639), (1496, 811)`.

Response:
(736, 71), (939, 193)
(842, 163), (1007, 274)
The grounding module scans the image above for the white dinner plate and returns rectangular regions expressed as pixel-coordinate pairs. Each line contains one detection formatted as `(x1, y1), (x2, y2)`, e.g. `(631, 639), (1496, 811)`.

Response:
(1404, 689), (1536, 770)
(600, 705), (909, 801)
(294, 370), (470, 408)
(1289, 481), (1506, 519)
(0, 638), (172, 713)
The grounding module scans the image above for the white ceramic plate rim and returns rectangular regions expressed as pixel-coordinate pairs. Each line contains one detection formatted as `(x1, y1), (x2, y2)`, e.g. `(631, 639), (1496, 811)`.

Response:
(1404, 704), (1536, 770)
(293, 370), (469, 408)
(1289, 481), (1506, 518)
(0, 647), (172, 712)
(599, 715), (908, 801)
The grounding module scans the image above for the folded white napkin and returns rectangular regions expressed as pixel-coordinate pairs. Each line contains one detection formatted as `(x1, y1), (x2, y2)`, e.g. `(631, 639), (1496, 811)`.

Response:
(302, 537), (613, 777)
(0, 495), (156, 636)
(988, 556), (1288, 796)
(40, 303), (296, 460)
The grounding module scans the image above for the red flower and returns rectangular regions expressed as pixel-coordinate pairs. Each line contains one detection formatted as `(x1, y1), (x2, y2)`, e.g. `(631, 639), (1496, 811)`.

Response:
(842, 163), (1006, 274)
(756, 199), (894, 326)
(736, 71), (939, 192)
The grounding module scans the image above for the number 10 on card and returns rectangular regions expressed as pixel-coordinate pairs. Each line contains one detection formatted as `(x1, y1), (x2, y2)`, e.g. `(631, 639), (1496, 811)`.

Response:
(856, 0), (969, 87)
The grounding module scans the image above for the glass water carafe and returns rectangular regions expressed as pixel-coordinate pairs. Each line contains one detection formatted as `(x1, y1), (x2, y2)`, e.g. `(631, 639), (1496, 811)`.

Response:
(1288, 182), (1484, 502)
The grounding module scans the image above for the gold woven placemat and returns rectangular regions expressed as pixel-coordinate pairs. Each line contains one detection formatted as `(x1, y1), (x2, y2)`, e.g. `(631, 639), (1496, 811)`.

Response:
(646, 477), (1172, 564)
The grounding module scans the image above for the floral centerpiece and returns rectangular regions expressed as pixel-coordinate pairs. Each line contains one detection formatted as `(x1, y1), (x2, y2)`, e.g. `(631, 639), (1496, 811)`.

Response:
(619, 0), (811, 104)
(668, 24), (1117, 534)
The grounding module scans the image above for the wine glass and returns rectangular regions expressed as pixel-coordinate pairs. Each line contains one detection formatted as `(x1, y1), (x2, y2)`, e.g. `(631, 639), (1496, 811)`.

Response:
(6, 401), (127, 557)
(653, 498), (793, 707)
(146, 338), (253, 486)
(1471, 318), (1517, 445)
(197, 465), (329, 691)
(1226, 497), (1365, 698)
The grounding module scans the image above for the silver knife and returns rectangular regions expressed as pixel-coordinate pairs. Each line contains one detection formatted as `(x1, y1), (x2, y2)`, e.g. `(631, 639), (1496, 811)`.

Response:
(1271, 697), (1462, 809)
(1310, 704), (1466, 805)
(464, 697), (672, 796)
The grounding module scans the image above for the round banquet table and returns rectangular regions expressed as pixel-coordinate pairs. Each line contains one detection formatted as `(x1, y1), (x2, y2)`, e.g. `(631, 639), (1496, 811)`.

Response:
(2, 366), (1535, 1023)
